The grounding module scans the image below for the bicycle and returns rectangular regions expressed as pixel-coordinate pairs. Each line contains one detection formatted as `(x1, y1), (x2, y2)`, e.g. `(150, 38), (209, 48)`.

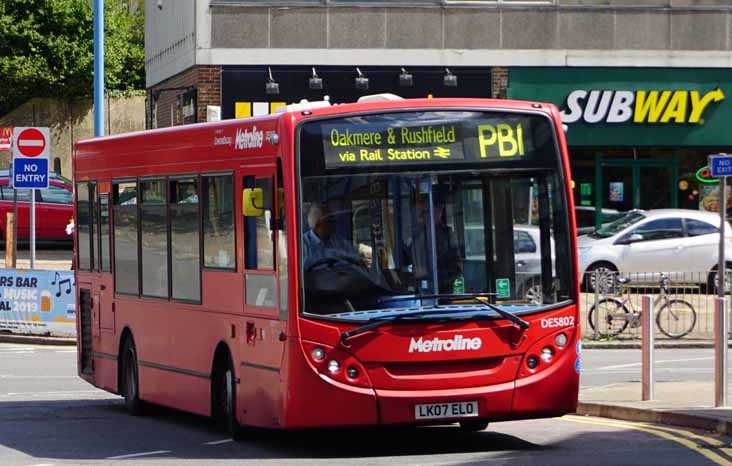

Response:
(587, 274), (697, 339)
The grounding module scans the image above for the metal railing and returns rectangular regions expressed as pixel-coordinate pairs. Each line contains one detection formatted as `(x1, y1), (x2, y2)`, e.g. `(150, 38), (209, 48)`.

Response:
(581, 270), (729, 340)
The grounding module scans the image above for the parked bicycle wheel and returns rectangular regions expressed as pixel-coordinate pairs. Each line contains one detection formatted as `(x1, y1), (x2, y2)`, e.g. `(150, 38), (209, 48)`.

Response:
(656, 299), (697, 339)
(588, 298), (630, 337)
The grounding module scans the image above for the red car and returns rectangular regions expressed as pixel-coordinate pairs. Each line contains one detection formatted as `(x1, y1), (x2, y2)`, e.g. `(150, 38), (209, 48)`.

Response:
(0, 170), (73, 241)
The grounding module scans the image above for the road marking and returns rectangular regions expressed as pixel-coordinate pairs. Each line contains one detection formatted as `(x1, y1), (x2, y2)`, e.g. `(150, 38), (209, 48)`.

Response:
(596, 357), (713, 370)
(54, 350), (77, 353)
(106, 450), (171, 460)
(27, 464), (55, 466)
(563, 416), (732, 466)
(204, 438), (233, 445)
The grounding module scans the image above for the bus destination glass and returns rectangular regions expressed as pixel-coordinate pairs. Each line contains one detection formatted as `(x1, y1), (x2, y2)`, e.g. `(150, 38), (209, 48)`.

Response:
(311, 111), (555, 169)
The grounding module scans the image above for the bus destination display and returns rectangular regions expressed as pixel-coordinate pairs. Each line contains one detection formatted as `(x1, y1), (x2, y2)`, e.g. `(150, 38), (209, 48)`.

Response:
(321, 113), (541, 168)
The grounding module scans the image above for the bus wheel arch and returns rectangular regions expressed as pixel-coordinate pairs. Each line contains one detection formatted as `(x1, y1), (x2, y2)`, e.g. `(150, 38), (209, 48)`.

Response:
(210, 342), (243, 439)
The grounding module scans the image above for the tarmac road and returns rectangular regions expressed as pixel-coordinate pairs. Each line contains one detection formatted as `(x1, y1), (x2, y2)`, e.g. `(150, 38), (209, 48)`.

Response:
(1, 343), (732, 466)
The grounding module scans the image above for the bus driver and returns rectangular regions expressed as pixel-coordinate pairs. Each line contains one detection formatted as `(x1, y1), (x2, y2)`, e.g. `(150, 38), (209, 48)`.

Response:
(302, 204), (363, 270)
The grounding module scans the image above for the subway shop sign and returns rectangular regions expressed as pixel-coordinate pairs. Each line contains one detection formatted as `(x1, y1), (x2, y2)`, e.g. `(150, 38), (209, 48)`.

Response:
(508, 68), (732, 146)
(301, 110), (558, 170)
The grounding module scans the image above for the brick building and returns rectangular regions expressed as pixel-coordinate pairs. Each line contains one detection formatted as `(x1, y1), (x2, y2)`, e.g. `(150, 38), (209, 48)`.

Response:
(146, 0), (732, 217)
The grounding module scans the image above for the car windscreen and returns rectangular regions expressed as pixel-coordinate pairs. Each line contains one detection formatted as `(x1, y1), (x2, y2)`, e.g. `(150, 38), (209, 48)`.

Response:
(590, 211), (645, 238)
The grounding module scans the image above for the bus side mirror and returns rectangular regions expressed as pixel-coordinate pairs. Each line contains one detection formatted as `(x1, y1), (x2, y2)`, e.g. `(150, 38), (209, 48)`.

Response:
(242, 188), (264, 217)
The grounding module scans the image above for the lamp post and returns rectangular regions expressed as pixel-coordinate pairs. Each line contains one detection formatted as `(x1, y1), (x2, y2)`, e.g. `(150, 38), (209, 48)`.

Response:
(94, 0), (104, 137)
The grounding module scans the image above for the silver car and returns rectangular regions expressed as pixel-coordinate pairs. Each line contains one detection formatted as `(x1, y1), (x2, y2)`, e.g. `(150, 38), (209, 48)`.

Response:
(578, 209), (732, 292)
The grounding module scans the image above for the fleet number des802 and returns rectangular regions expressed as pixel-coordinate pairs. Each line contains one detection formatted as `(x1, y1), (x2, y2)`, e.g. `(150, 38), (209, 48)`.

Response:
(477, 123), (525, 158)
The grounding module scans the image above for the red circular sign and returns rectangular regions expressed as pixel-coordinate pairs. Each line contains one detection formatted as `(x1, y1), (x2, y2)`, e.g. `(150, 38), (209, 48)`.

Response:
(16, 128), (46, 158)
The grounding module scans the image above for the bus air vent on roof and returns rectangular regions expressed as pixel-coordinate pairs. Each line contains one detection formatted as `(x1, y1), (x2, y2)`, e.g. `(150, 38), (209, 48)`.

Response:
(357, 93), (404, 103)
(276, 98), (332, 114)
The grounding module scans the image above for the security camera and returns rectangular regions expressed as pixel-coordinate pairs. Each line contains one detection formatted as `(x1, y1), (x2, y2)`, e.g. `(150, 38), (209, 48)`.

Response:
(157, 0), (163, 10)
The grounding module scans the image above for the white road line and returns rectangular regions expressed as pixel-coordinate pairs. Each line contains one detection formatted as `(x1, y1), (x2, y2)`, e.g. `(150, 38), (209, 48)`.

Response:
(54, 350), (77, 353)
(0, 375), (77, 378)
(106, 450), (171, 460)
(204, 438), (233, 445)
(3, 390), (103, 396)
(27, 464), (55, 466)
(595, 357), (713, 370)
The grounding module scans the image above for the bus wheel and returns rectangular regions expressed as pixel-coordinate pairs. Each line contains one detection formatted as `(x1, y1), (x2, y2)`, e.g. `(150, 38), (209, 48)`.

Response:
(459, 420), (489, 432)
(121, 339), (145, 416)
(215, 359), (243, 440)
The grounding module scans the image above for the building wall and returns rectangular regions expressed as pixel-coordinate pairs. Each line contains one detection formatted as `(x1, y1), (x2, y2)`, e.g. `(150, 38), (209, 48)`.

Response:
(149, 66), (221, 129)
(197, 4), (732, 71)
(145, 0), (196, 88)
(0, 97), (146, 179)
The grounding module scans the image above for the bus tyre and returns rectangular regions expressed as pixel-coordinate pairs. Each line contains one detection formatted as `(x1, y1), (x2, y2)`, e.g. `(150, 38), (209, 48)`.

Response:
(459, 420), (489, 432)
(215, 360), (243, 440)
(121, 339), (145, 416)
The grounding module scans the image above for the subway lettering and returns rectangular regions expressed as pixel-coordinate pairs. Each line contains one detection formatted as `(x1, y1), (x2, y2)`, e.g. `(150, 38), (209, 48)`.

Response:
(560, 88), (725, 125)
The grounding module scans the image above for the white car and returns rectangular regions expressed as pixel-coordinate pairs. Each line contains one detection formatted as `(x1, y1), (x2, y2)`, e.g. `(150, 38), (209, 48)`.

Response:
(578, 209), (732, 292)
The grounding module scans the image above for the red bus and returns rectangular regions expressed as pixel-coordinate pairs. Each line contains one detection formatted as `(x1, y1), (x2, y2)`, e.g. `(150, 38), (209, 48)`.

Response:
(74, 95), (579, 435)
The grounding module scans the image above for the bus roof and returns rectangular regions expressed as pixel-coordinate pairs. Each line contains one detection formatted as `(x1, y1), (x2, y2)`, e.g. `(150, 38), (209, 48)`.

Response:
(74, 97), (561, 178)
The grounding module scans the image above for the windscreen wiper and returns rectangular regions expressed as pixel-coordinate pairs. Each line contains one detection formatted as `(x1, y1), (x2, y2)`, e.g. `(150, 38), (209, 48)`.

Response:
(471, 298), (530, 331)
(339, 300), (529, 346)
(378, 293), (530, 331)
(340, 309), (450, 346)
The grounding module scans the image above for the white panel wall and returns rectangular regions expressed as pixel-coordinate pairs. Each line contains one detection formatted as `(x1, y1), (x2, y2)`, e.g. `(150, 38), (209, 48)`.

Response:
(145, 0), (197, 87)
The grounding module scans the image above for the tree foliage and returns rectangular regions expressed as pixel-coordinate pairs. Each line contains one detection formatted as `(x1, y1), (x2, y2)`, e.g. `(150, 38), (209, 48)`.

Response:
(0, 0), (144, 116)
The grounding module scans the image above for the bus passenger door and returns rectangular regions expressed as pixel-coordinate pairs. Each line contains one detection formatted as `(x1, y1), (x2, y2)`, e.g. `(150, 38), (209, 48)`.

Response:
(239, 166), (287, 427)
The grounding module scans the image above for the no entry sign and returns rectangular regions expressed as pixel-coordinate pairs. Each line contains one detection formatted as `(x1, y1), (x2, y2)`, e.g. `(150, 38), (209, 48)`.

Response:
(14, 128), (47, 158)
(12, 127), (50, 189)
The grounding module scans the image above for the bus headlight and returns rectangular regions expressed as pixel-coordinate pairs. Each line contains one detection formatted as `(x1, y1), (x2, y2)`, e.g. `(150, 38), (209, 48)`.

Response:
(327, 359), (341, 374)
(311, 347), (325, 361)
(555, 333), (568, 347)
(541, 347), (554, 362)
(301, 340), (372, 388)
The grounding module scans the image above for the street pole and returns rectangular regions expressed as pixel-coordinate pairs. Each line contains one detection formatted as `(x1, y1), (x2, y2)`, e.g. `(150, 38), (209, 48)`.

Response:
(716, 173), (728, 407)
(30, 189), (35, 270)
(94, 0), (105, 137)
(642, 294), (654, 401)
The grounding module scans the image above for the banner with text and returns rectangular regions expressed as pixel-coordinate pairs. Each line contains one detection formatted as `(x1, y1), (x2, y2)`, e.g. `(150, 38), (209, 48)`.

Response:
(0, 269), (76, 336)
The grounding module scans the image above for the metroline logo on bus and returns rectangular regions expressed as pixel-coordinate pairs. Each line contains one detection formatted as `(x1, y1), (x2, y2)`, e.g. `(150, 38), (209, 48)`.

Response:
(560, 88), (724, 125)
(408, 335), (482, 353)
(11, 127), (50, 189)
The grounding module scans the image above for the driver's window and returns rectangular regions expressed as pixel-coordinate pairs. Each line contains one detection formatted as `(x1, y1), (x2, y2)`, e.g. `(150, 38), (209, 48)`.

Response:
(244, 176), (274, 270)
(244, 174), (276, 309)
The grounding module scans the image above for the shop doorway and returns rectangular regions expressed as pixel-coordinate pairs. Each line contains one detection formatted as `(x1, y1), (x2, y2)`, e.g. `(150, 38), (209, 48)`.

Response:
(592, 155), (678, 229)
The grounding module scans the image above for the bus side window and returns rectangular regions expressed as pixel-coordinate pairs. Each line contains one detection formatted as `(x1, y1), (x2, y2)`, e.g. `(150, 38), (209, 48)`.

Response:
(112, 180), (139, 295)
(76, 181), (96, 272)
(99, 194), (111, 273)
(169, 178), (201, 302)
(202, 174), (236, 269)
(140, 179), (168, 298)
(244, 175), (277, 309)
